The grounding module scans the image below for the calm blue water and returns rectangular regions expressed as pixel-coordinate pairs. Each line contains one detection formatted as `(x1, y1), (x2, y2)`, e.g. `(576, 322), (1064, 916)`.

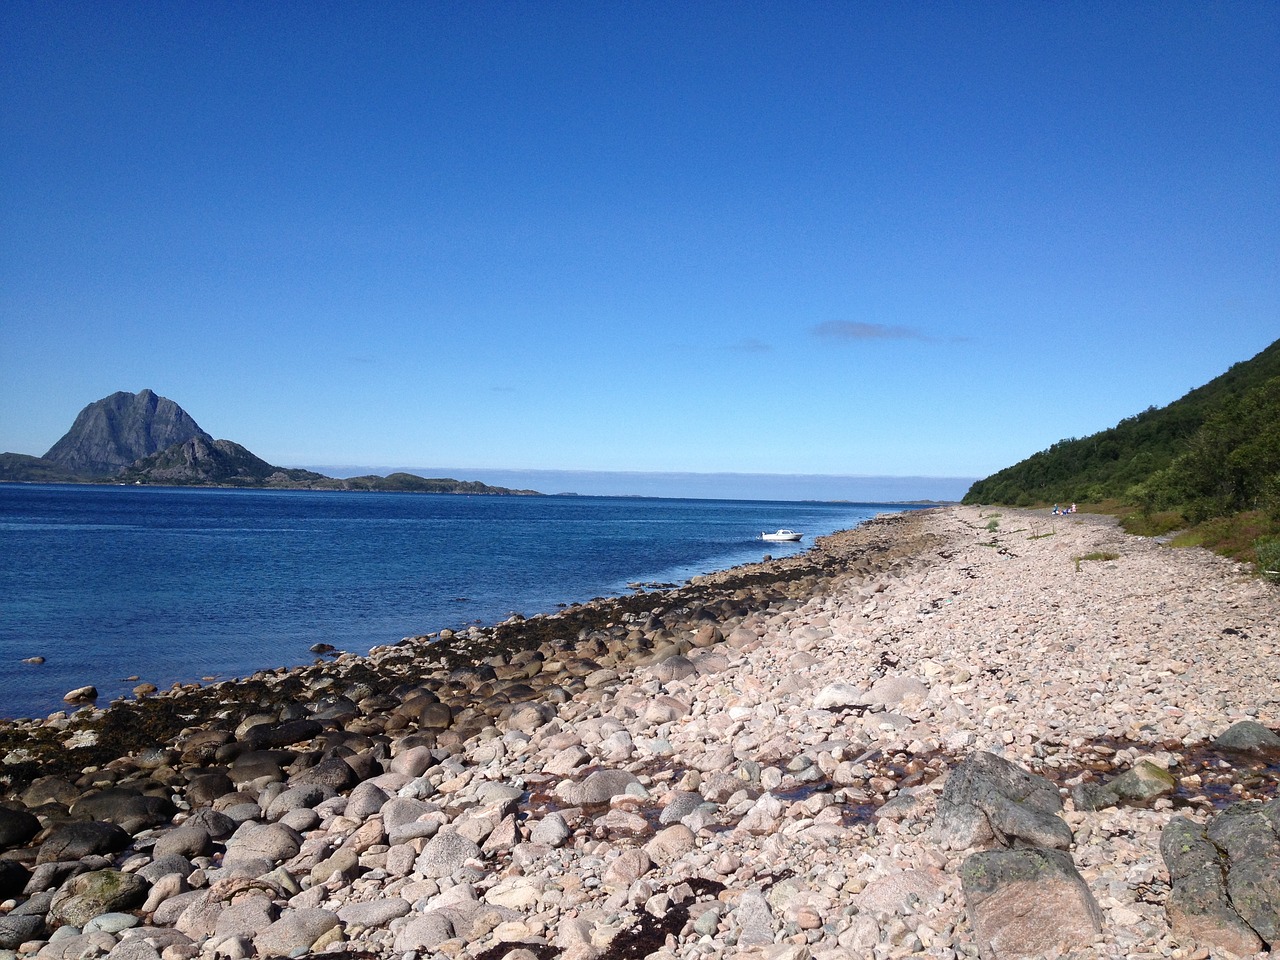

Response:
(0, 484), (910, 719)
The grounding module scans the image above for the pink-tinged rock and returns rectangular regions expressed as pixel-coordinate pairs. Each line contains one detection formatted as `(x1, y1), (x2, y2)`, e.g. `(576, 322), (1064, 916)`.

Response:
(961, 848), (1102, 960)
(645, 824), (696, 865)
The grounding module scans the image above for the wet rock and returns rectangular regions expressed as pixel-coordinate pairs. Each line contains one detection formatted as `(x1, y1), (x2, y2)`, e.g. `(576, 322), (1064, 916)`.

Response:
(935, 752), (1072, 851)
(1071, 759), (1177, 811)
(961, 847), (1102, 960)
(63, 685), (97, 703)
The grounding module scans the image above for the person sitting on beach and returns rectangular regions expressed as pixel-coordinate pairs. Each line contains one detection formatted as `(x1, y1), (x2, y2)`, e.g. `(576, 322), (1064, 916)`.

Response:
(1052, 504), (1061, 515)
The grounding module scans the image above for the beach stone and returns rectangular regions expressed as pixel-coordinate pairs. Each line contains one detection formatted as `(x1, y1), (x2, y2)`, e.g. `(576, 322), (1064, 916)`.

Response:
(336, 898), (411, 929)
(0, 860), (31, 899)
(21, 776), (79, 808)
(556, 768), (639, 805)
(0, 805), (41, 850)
(252, 908), (338, 957)
(960, 847), (1103, 959)
(83, 913), (138, 934)
(184, 772), (234, 807)
(222, 821), (302, 867)
(733, 889), (776, 947)
(214, 896), (275, 939)
(935, 752), (1071, 851)
(645, 824), (696, 864)
(1161, 816), (1263, 956)
(263, 782), (335, 821)
(289, 755), (359, 790)
(529, 812), (571, 847)
(106, 940), (161, 960)
(0, 916), (44, 950)
(1213, 719), (1280, 752)
(393, 913), (455, 953)
(136, 855), (194, 884)
(49, 869), (148, 928)
(868, 674), (928, 706)
(38, 821), (130, 864)
(603, 849), (651, 890)
(812, 682), (867, 710)
(71, 789), (176, 834)
(151, 824), (212, 860)
(141, 873), (189, 914)
(414, 829), (483, 879)
(185, 807), (236, 839)
(344, 781), (390, 820)
(63, 685), (97, 703)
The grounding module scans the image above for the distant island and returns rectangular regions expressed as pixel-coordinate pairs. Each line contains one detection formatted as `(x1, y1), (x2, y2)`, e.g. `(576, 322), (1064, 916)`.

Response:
(0, 390), (542, 495)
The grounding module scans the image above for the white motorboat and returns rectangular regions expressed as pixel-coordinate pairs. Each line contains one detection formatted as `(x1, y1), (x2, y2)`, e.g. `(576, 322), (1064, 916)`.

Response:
(761, 529), (803, 542)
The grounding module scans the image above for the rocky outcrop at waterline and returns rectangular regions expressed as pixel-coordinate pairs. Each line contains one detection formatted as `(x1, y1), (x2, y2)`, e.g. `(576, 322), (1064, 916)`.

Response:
(0, 506), (1277, 960)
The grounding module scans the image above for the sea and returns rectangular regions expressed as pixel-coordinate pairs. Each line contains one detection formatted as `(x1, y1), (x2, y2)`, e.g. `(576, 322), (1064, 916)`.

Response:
(0, 484), (918, 720)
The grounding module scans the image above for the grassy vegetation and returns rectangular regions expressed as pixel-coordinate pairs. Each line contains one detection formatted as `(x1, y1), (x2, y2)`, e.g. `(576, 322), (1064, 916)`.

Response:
(1074, 551), (1120, 572)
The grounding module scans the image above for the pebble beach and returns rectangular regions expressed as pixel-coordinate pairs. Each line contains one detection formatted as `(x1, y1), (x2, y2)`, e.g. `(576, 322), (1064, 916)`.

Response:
(1, 505), (1277, 960)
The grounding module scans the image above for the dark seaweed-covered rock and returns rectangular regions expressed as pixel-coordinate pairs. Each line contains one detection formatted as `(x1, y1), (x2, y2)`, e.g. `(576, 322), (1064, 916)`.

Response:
(0, 860), (31, 900)
(37, 820), (130, 864)
(70, 788), (176, 833)
(240, 718), (323, 751)
(0, 803), (40, 850)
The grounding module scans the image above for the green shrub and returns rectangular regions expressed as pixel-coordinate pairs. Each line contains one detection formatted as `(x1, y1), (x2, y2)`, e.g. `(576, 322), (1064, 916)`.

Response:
(1257, 537), (1280, 583)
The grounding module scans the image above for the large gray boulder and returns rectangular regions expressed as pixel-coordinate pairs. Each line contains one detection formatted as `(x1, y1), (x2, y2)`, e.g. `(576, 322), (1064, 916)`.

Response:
(1161, 816), (1264, 956)
(48, 869), (148, 929)
(38, 821), (130, 864)
(961, 847), (1102, 959)
(935, 752), (1072, 851)
(71, 789), (176, 834)
(1206, 799), (1280, 944)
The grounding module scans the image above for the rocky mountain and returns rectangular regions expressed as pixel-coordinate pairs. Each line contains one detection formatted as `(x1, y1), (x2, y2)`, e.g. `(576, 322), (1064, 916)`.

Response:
(3, 390), (542, 494)
(43, 389), (211, 476)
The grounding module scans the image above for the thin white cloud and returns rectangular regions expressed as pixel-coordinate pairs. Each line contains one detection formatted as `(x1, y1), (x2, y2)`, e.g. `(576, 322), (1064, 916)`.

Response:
(812, 321), (929, 342)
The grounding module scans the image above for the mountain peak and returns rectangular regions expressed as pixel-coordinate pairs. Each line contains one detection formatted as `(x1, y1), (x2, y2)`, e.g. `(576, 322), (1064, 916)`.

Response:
(43, 389), (212, 476)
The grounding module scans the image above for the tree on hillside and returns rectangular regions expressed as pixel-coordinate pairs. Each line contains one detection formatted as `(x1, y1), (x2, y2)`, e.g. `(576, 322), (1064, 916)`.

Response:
(1137, 376), (1280, 522)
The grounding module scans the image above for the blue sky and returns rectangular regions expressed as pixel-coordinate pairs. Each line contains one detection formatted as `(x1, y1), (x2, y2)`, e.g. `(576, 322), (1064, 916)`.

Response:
(2, 2), (1277, 500)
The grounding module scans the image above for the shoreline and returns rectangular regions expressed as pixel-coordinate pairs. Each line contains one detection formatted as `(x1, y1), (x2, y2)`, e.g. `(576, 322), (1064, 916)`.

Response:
(0, 506), (1277, 959)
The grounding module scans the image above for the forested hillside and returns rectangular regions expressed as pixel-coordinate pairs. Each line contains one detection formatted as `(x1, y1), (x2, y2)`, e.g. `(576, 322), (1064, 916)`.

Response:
(964, 339), (1280, 508)
(963, 339), (1280, 572)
